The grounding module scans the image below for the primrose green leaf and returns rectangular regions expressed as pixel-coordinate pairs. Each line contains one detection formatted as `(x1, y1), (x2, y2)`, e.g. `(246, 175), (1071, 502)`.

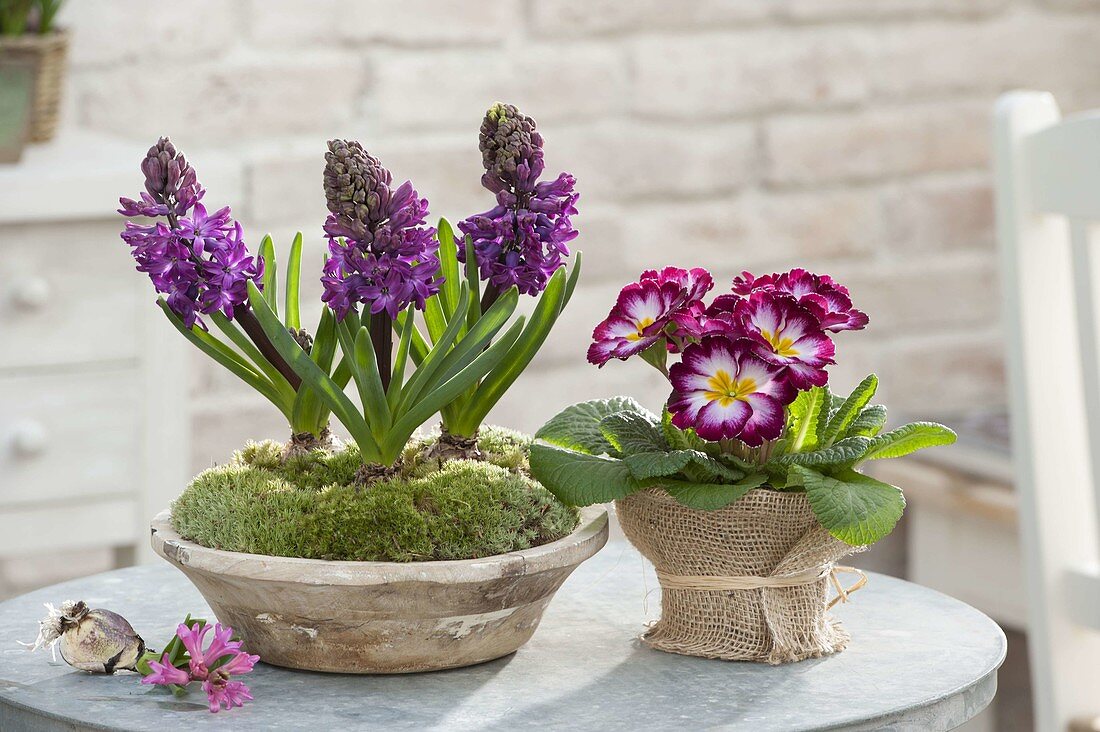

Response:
(776, 436), (871, 468)
(787, 386), (829, 452)
(529, 440), (642, 506)
(793, 465), (905, 546)
(661, 473), (768, 511)
(822, 375), (878, 447)
(688, 453), (747, 481)
(599, 409), (666, 454)
(862, 422), (957, 461)
(846, 404), (888, 438)
(623, 450), (695, 480)
(535, 397), (652, 455)
(661, 408), (708, 452)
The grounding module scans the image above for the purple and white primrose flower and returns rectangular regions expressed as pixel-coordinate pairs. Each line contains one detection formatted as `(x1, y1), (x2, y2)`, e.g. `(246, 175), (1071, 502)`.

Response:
(588, 267), (713, 366)
(141, 622), (259, 713)
(458, 103), (579, 298)
(733, 268), (868, 333)
(667, 336), (797, 445)
(119, 138), (262, 328)
(709, 292), (836, 389)
(321, 140), (442, 320)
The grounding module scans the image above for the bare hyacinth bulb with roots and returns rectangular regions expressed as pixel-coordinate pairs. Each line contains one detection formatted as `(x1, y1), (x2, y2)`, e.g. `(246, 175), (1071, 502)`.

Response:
(23, 600), (145, 673)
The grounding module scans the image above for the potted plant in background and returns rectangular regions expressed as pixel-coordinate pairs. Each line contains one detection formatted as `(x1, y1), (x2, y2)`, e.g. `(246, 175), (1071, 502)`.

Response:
(530, 267), (956, 663)
(121, 104), (608, 674)
(0, 0), (67, 148)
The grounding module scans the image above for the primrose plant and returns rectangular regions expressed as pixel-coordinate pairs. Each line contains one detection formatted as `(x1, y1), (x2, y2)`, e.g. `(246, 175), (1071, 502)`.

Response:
(122, 103), (579, 480)
(530, 267), (956, 547)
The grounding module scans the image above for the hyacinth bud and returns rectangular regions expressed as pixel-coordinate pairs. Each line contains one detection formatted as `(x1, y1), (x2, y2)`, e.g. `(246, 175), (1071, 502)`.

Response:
(137, 137), (203, 216)
(323, 140), (393, 243)
(290, 327), (314, 354)
(479, 103), (545, 194)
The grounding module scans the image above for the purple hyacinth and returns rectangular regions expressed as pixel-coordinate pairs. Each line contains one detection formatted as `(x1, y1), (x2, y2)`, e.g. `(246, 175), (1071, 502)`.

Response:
(457, 103), (579, 298)
(119, 138), (262, 329)
(320, 140), (442, 320)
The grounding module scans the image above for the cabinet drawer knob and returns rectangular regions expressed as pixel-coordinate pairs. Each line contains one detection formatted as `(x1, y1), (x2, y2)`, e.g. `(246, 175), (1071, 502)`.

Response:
(13, 278), (51, 310)
(11, 421), (47, 457)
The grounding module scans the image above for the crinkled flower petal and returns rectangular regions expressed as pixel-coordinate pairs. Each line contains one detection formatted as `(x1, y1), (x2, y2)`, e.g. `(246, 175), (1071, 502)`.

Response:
(140, 653), (191, 687)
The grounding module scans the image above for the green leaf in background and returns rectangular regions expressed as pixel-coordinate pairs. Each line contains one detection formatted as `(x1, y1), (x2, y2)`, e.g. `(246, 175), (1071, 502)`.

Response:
(599, 410), (666, 454)
(662, 473), (768, 510)
(529, 440), (642, 506)
(792, 465), (906, 546)
(777, 436), (872, 468)
(862, 422), (957, 461)
(535, 397), (651, 455)
(623, 450), (695, 480)
(822, 374), (878, 446)
(787, 386), (828, 452)
(846, 404), (888, 438)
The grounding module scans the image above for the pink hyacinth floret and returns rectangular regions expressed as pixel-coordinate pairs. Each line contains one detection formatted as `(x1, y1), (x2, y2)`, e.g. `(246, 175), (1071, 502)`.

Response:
(141, 622), (259, 714)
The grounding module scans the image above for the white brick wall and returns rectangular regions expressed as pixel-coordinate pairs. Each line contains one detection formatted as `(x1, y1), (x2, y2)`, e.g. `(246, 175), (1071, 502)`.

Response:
(53, 0), (1100, 471)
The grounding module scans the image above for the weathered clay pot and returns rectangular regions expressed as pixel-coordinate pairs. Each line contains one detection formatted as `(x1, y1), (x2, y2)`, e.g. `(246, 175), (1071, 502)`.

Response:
(150, 506), (608, 673)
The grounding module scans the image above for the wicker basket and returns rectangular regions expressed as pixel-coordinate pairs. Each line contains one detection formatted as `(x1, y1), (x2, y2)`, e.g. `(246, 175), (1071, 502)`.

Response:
(0, 30), (67, 143)
(616, 487), (858, 664)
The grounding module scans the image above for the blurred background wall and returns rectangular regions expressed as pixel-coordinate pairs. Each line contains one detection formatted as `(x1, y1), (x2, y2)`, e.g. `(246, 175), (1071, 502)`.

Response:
(4, 0), (1100, 650)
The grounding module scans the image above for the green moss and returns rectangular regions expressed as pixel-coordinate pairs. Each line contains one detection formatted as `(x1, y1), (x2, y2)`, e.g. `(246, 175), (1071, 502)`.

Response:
(171, 426), (579, 562)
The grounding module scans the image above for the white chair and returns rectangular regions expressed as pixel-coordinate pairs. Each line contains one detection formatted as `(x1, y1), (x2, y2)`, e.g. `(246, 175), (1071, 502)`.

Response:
(996, 90), (1100, 732)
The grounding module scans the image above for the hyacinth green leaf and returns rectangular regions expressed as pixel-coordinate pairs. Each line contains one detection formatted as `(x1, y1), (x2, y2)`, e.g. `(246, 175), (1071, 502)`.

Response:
(536, 397), (652, 456)
(452, 270), (569, 435)
(529, 441), (642, 506)
(792, 465), (905, 546)
(787, 386), (828, 453)
(862, 422), (957, 461)
(246, 282), (381, 461)
(209, 311), (295, 400)
(777, 436), (872, 467)
(388, 304), (416, 411)
(661, 473), (768, 511)
(157, 300), (291, 420)
(284, 232), (303, 330)
(822, 374), (878, 447)
(423, 285), (450, 345)
(289, 308), (339, 436)
(463, 236), (482, 331)
(258, 234), (278, 314)
(397, 284), (471, 412)
(382, 318), (524, 460)
(430, 285), (519, 387)
(394, 309), (431, 366)
(353, 325), (392, 437)
(846, 404), (888, 438)
(436, 218), (460, 316)
(622, 450), (695, 480)
(599, 409), (666, 455)
(562, 252), (582, 308)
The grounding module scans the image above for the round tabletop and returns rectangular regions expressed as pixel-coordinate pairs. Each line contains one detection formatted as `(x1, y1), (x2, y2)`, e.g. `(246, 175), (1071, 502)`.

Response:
(0, 541), (1005, 732)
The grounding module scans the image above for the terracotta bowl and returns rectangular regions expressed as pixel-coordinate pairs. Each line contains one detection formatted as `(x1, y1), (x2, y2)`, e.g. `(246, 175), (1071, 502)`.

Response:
(150, 506), (608, 673)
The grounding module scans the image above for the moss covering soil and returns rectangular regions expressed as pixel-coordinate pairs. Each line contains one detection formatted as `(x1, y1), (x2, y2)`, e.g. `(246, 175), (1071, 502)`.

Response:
(171, 426), (580, 563)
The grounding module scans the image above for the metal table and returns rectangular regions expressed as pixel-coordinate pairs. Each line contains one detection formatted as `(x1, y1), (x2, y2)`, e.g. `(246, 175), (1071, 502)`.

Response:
(0, 541), (1005, 731)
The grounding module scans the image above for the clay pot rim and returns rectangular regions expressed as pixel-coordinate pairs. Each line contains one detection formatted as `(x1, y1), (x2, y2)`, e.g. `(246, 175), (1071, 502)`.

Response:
(151, 505), (608, 585)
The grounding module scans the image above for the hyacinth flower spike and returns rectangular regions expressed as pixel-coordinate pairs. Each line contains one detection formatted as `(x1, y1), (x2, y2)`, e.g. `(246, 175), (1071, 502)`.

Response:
(248, 141), (527, 475)
(119, 138), (347, 456)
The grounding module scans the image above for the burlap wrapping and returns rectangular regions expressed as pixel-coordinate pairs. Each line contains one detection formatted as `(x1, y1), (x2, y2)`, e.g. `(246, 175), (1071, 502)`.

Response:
(616, 487), (857, 664)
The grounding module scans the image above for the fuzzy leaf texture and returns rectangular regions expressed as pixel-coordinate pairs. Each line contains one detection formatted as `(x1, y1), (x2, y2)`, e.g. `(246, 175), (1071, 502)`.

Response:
(777, 436), (872, 468)
(787, 386), (829, 452)
(599, 410), (666, 454)
(845, 404), (888, 438)
(535, 397), (651, 456)
(622, 450), (696, 480)
(822, 374), (878, 447)
(662, 473), (769, 510)
(791, 465), (905, 546)
(862, 422), (957, 461)
(528, 440), (642, 506)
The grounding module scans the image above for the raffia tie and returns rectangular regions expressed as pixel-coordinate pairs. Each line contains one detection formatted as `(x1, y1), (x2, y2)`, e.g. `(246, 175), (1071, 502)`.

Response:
(655, 565), (867, 610)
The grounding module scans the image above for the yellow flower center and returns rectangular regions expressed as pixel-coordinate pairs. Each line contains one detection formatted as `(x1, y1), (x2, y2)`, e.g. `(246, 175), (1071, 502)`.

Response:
(761, 329), (799, 358)
(626, 317), (655, 342)
(704, 369), (757, 407)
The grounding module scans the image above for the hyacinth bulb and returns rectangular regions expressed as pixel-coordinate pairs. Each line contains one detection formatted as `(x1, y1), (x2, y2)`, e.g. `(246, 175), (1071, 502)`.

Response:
(23, 600), (145, 674)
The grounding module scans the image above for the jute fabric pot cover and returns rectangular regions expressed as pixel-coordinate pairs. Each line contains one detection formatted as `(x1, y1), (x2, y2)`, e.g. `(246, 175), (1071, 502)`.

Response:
(616, 487), (857, 664)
